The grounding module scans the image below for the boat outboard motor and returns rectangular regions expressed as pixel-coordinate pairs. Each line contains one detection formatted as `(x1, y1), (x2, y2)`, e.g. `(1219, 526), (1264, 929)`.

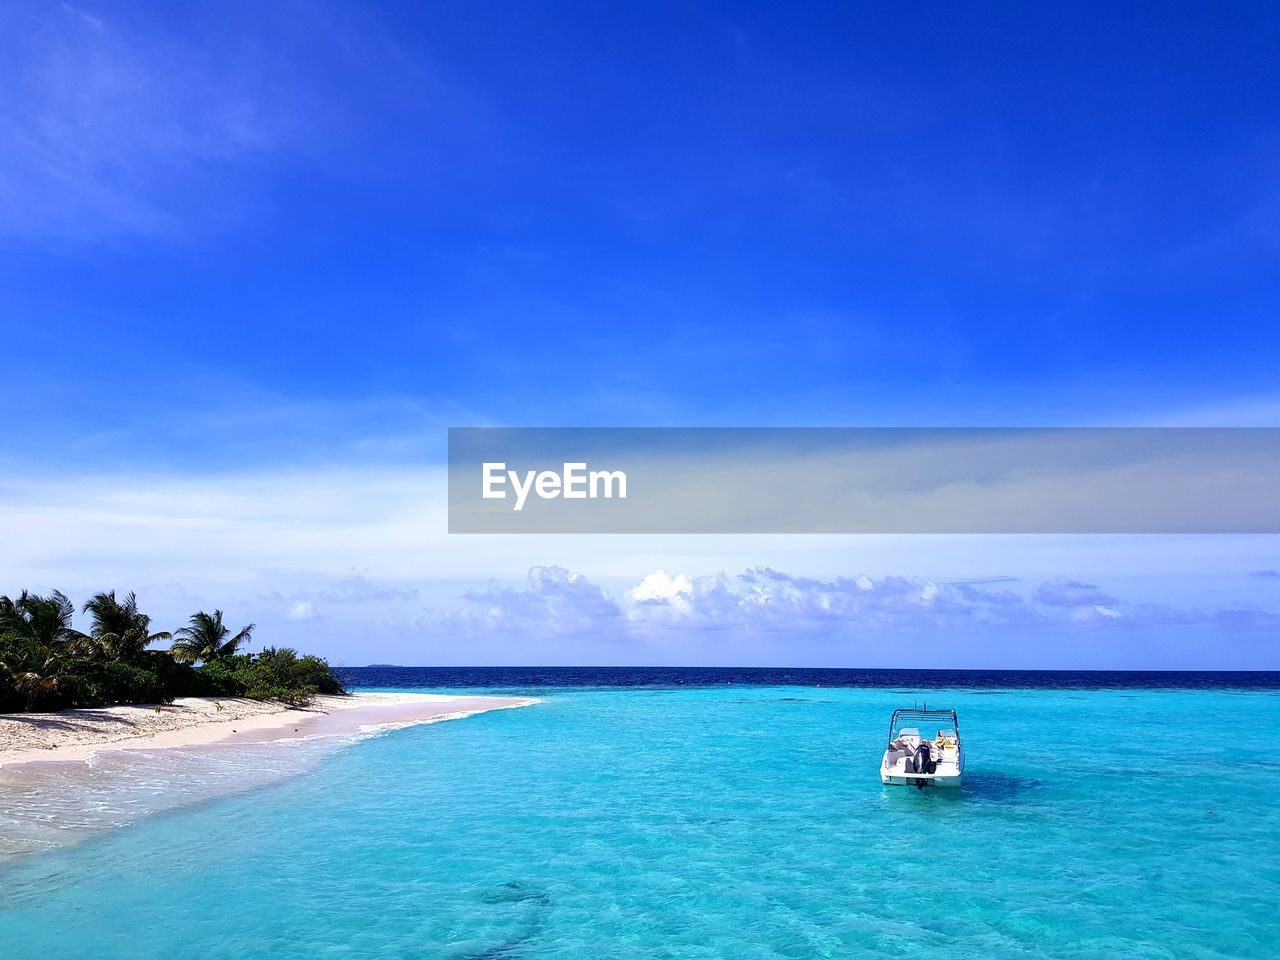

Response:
(912, 742), (936, 776)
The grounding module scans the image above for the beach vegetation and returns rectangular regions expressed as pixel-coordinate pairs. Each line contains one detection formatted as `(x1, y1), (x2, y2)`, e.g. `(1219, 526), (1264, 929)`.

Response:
(79, 661), (170, 707)
(193, 659), (245, 697)
(0, 637), (69, 710)
(0, 589), (345, 713)
(233, 646), (346, 702)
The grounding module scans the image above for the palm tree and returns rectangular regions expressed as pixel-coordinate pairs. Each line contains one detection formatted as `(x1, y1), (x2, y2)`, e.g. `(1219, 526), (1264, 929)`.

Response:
(75, 591), (170, 662)
(169, 610), (254, 664)
(0, 590), (85, 649)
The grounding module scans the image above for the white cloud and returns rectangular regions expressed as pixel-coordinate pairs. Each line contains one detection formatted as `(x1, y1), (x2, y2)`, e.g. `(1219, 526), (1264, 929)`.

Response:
(287, 600), (316, 621)
(628, 570), (696, 609)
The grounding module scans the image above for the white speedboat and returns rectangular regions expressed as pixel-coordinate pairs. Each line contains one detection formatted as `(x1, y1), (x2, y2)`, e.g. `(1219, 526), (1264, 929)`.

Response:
(880, 708), (964, 789)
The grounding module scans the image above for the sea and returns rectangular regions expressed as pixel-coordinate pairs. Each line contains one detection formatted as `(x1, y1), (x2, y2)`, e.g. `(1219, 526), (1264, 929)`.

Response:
(1, 667), (1278, 959)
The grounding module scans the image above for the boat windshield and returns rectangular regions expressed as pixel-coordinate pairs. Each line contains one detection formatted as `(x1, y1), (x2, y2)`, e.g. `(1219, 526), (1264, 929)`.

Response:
(888, 708), (960, 745)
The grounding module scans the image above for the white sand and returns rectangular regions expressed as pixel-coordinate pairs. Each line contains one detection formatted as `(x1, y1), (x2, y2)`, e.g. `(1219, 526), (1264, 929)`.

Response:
(0, 692), (537, 768)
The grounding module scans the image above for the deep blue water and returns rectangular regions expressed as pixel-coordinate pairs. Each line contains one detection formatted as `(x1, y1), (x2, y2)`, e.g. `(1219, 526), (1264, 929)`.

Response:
(2, 679), (1280, 958)
(338, 665), (1280, 691)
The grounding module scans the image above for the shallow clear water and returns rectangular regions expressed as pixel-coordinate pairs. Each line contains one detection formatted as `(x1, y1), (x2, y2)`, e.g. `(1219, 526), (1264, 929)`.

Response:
(2, 686), (1279, 958)
(0, 734), (354, 860)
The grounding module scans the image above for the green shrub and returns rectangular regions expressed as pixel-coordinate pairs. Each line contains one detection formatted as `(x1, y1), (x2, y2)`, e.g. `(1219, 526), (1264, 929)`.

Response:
(53, 673), (98, 709)
(232, 647), (345, 705)
(139, 650), (204, 698)
(241, 682), (318, 706)
(194, 660), (246, 697)
(74, 662), (168, 706)
(286, 653), (345, 695)
(104, 662), (167, 705)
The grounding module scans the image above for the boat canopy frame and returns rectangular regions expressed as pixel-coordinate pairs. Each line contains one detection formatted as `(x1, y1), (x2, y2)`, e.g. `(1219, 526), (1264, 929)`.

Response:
(886, 708), (960, 746)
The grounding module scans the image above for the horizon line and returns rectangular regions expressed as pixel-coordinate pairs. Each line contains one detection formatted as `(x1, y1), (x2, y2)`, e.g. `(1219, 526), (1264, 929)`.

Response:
(338, 664), (1280, 674)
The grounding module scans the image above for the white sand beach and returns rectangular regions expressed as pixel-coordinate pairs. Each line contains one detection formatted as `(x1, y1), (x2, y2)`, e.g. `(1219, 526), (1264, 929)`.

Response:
(0, 692), (537, 768)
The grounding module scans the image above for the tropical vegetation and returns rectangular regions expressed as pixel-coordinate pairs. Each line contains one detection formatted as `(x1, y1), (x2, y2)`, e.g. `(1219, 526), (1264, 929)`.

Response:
(0, 589), (344, 713)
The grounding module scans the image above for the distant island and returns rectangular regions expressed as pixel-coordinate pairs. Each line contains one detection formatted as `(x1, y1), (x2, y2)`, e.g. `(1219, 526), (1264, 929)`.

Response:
(0, 589), (344, 713)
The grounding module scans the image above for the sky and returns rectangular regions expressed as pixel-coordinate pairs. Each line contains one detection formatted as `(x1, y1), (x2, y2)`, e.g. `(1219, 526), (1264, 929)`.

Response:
(1, 2), (1278, 667)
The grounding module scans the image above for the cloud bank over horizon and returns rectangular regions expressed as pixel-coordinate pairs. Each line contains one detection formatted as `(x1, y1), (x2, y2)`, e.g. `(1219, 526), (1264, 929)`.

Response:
(411, 563), (1278, 639)
(399, 564), (1280, 668)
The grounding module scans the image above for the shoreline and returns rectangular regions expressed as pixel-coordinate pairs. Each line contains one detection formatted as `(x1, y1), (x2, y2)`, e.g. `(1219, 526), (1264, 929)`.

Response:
(0, 692), (538, 769)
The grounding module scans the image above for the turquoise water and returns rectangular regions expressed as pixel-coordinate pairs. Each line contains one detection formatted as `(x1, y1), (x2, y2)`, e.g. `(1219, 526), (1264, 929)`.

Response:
(2, 686), (1279, 958)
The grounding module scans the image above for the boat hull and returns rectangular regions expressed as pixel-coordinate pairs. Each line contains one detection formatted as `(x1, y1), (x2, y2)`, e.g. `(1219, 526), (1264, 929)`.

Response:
(880, 771), (964, 788)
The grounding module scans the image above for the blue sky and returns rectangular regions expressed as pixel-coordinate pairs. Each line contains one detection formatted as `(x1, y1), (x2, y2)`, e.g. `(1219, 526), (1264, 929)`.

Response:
(1, 2), (1278, 667)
